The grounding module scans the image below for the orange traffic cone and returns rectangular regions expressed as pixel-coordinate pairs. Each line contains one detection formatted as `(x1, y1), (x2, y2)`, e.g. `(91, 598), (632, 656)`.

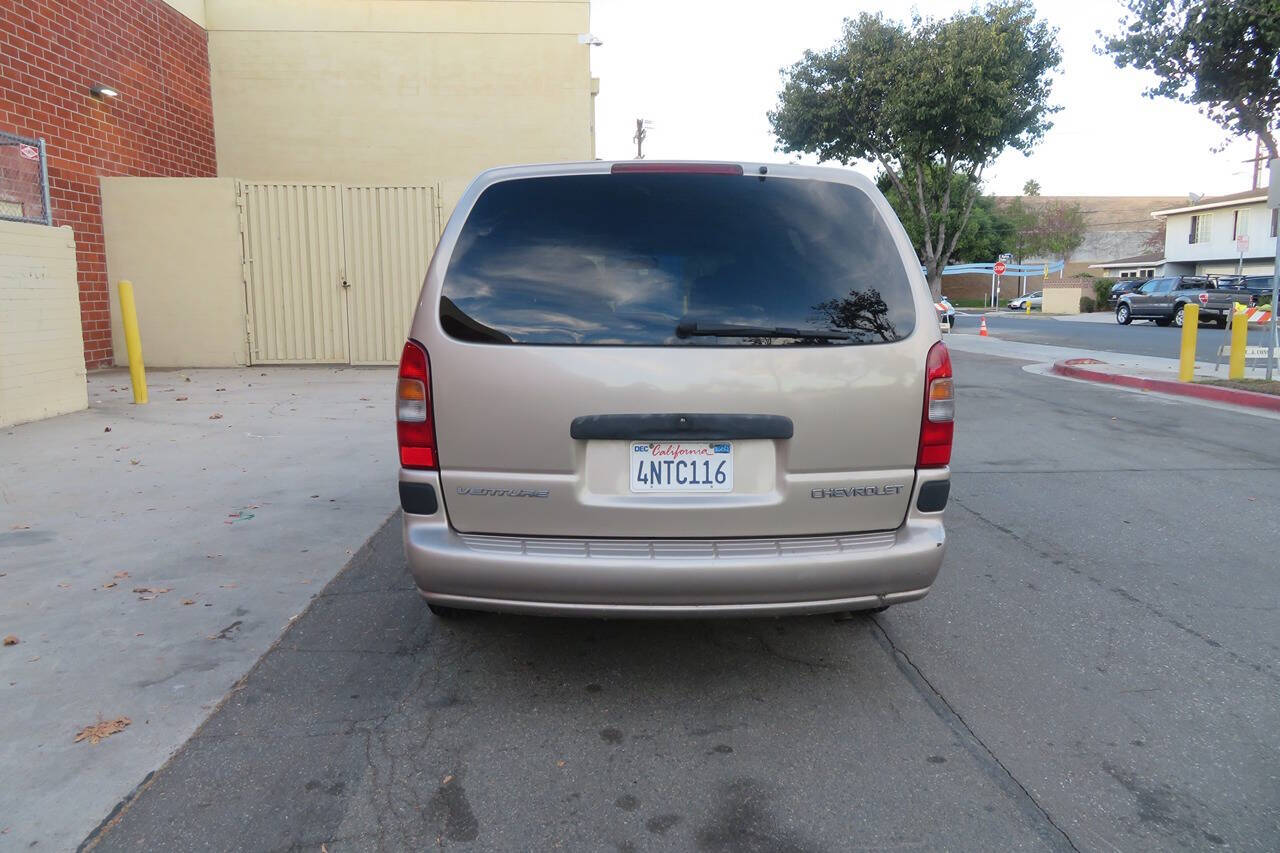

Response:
(979, 316), (989, 337)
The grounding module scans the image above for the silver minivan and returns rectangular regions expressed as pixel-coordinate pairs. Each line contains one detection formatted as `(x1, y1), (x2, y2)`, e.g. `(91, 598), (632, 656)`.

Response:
(397, 161), (952, 617)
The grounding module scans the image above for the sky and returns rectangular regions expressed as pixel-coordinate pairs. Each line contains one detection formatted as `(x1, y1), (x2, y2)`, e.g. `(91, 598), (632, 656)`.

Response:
(588, 0), (1267, 198)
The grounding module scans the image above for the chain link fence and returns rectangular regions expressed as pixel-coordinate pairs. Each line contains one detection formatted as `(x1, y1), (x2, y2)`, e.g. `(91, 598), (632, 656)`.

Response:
(0, 130), (52, 225)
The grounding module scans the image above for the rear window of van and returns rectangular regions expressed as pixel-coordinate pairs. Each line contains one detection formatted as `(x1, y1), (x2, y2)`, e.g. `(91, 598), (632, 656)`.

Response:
(439, 173), (918, 346)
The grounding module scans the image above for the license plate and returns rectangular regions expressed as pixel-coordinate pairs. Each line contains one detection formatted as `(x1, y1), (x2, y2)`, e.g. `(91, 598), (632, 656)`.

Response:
(630, 441), (733, 492)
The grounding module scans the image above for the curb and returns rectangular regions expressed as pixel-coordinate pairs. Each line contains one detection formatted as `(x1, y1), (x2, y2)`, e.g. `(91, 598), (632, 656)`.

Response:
(1050, 359), (1280, 413)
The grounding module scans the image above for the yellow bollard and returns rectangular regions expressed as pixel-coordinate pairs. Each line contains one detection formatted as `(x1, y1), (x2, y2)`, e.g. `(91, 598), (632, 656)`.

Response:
(1178, 303), (1198, 382)
(1229, 303), (1248, 380)
(117, 280), (148, 404)
(1025, 299), (1031, 315)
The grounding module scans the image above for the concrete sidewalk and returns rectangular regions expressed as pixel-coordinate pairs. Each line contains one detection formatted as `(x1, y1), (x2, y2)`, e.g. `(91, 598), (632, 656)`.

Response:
(0, 367), (397, 850)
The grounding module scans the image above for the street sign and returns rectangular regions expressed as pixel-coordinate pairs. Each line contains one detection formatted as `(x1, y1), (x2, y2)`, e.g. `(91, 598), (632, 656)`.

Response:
(1218, 345), (1280, 362)
(1236, 235), (1249, 253)
(993, 261), (1006, 275)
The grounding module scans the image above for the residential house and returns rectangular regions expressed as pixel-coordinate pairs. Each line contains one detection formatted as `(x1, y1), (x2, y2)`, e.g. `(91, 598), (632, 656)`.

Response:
(1152, 189), (1277, 277)
(1087, 251), (1162, 280)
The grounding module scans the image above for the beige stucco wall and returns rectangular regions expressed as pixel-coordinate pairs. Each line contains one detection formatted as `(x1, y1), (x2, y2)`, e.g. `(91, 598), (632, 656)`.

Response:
(161, 0), (206, 26)
(102, 178), (249, 368)
(1042, 281), (1089, 315)
(205, 0), (595, 215)
(0, 222), (87, 427)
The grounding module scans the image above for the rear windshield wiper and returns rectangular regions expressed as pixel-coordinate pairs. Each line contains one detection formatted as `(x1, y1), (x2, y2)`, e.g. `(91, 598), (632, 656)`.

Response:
(675, 321), (851, 341)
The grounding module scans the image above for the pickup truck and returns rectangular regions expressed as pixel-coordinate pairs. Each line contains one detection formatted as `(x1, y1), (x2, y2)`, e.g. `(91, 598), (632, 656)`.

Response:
(1213, 274), (1275, 306)
(1115, 276), (1250, 328)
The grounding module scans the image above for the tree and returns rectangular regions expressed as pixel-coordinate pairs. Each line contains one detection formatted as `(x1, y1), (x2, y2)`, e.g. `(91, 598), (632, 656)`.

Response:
(770, 1), (1061, 298)
(1102, 1), (1280, 160)
(1001, 196), (1043, 263)
(1022, 179), (1042, 195)
(875, 168), (1016, 264)
(1035, 200), (1088, 263)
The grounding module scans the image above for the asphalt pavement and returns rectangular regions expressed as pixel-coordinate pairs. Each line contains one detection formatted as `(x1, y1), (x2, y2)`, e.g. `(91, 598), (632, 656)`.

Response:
(950, 311), (1269, 363)
(84, 352), (1280, 852)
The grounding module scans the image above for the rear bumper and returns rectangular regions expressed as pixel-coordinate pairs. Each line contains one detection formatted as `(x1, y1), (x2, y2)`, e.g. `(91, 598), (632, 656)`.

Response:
(400, 470), (948, 617)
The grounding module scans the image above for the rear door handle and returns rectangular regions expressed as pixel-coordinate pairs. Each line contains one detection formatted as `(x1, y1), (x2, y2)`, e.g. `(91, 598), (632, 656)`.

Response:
(570, 413), (794, 440)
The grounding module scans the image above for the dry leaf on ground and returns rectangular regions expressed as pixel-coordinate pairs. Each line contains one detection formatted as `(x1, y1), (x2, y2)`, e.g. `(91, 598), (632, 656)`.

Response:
(132, 587), (172, 600)
(114, 571), (130, 579)
(103, 581), (117, 589)
(181, 598), (195, 606)
(209, 412), (223, 420)
(3, 635), (18, 646)
(130, 458), (140, 465)
(175, 395), (189, 401)
(74, 716), (131, 744)
(9, 523), (30, 530)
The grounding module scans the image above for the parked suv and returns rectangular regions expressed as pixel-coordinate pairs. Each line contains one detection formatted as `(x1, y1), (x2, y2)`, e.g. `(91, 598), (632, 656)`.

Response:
(1115, 276), (1235, 328)
(1214, 274), (1275, 305)
(1107, 279), (1147, 307)
(396, 162), (952, 617)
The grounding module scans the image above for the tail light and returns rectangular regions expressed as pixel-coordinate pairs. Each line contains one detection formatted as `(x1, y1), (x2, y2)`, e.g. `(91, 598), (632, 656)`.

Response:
(917, 341), (954, 468)
(397, 340), (437, 469)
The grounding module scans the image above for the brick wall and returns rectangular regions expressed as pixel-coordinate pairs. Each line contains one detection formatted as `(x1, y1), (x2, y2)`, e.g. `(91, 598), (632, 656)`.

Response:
(0, 0), (215, 368)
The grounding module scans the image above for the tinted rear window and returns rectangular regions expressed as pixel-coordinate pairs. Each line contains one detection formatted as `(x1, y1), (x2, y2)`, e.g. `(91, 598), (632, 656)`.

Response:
(439, 173), (917, 346)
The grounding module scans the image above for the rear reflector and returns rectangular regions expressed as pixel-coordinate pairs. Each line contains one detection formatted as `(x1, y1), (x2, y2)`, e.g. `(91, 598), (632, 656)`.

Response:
(610, 162), (744, 176)
(397, 340), (438, 469)
(917, 341), (954, 468)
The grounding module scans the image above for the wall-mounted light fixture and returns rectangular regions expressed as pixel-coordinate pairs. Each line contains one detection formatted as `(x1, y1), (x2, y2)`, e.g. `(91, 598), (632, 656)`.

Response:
(89, 84), (120, 99)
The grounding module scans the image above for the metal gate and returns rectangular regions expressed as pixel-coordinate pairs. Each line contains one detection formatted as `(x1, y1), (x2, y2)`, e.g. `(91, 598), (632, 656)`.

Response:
(239, 181), (439, 365)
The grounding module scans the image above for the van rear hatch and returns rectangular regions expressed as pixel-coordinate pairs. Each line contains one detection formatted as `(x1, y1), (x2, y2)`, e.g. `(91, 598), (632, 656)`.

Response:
(421, 166), (931, 538)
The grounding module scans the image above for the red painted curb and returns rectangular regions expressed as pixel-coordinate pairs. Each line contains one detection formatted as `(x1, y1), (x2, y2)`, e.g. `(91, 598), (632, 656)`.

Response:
(1051, 360), (1280, 413)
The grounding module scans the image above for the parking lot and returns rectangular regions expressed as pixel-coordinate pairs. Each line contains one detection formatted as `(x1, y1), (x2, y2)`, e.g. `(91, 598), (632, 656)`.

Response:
(86, 351), (1280, 852)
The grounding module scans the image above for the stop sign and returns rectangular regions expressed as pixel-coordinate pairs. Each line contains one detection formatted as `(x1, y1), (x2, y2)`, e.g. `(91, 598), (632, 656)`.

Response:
(994, 261), (1007, 275)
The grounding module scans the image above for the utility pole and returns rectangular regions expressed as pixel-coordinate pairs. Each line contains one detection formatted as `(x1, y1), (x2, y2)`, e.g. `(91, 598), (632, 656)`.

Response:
(633, 118), (648, 160)
(1267, 158), (1279, 382)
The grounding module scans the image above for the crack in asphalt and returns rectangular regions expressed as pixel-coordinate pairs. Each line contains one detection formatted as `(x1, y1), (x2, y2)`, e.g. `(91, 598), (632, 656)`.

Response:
(951, 497), (1279, 686)
(867, 617), (1081, 853)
